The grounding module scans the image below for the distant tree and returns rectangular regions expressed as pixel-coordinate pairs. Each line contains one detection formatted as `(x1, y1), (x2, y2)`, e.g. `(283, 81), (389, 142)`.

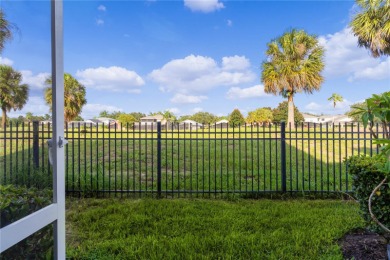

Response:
(118, 113), (136, 128)
(24, 112), (48, 122)
(272, 101), (304, 124)
(191, 112), (218, 125)
(262, 29), (324, 129)
(0, 9), (16, 53)
(247, 108), (273, 125)
(25, 112), (34, 122)
(217, 115), (229, 121)
(328, 93), (343, 108)
(8, 116), (25, 125)
(43, 114), (51, 120)
(110, 111), (123, 119)
(162, 110), (177, 122)
(99, 110), (110, 118)
(44, 73), (87, 123)
(73, 115), (84, 121)
(0, 65), (29, 128)
(229, 109), (245, 127)
(98, 110), (123, 119)
(328, 93), (344, 124)
(350, 0), (390, 57)
(149, 110), (177, 122)
(128, 112), (146, 122)
(178, 115), (192, 122)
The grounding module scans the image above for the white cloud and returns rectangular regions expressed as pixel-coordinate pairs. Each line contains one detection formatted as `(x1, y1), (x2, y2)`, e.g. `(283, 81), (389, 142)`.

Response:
(222, 55), (250, 71)
(184, 0), (224, 13)
(318, 28), (389, 81)
(97, 5), (106, 11)
(170, 93), (208, 104)
(21, 70), (50, 90)
(226, 85), (271, 99)
(166, 107), (181, 115)
(149, 55), (255, 94)
(127, 89), (141, 94)
(227, 19), (233, 27)
(96, 19), (104, 25)
(0, 56), (13, 65)
(8, 96), (49, 117)
(81, 103), (123, 119)
(76, 66), (144, 92)
(304, 99), (354, 114)
(349, 58), (390, 81)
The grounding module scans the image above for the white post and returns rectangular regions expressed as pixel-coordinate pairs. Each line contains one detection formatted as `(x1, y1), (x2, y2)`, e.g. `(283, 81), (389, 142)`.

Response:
(51, 0), (65, 258)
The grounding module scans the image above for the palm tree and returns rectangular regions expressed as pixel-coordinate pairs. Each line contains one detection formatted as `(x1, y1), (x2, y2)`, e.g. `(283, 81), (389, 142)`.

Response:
(328, 93), (344, 125)
(328, 93), (343, 108)
(261, 29), (325, 129)
(44, 73), (87, 123)
(0, 9), (16, 53)
(0, 65), (29, 128)
(162, 110), (177, 122)
(350, 0), (390, 57)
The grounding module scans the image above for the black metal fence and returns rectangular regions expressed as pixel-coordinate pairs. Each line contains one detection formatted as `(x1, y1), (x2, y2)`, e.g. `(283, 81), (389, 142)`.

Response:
(0, 121), (386, 197)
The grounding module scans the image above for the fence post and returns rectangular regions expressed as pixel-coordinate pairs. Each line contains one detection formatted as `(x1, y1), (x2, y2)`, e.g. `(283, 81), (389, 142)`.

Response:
(281, 121), (287, 192)
(157, 121), (162, 198)
(33, 121), (39, 168)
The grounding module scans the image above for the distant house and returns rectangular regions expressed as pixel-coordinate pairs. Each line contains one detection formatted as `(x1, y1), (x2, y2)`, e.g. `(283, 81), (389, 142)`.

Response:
(211, 119), (229, 129)
(302, 113), (333, 123)
(179, 120), (203, 130)
(302, 113), (318, 123)
(135, 115), (169, 130)
(67, 121), (96, 128)
(333, 115), (353, 124)
(302, 113), (354, 127)
(86, 118), (120, 129)
(93, 117), (116, 125)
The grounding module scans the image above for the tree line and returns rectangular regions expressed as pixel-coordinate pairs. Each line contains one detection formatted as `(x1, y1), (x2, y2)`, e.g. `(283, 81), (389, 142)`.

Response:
(94, 101), (304, 127)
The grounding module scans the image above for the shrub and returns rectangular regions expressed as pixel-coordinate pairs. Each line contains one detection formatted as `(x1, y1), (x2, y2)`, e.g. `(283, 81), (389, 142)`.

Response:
(4, 168), (52, 190)
(0, 185), (53, 259)
(229, 109), (245, 127)
(347, 155), (390, 232)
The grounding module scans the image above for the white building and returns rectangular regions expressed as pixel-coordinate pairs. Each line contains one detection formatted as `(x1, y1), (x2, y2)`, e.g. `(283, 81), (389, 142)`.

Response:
(135, 115), (169, 130)
(302, 113), (354, 126)
(179, 119), (203, 130)
(212, 119), (229, 128)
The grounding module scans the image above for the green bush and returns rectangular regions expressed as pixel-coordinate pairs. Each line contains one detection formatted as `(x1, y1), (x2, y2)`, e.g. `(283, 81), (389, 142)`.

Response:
(0, 185), (53, 259)
(347, 155), (390, 232)
(5, 168), (52, 190)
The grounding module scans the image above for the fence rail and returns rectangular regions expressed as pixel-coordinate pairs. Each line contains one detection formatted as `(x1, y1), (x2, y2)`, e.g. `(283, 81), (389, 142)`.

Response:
(0, 121), (385, 197)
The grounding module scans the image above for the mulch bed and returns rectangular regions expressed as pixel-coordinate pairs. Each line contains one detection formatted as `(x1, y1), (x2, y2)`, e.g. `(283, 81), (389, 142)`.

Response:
(340, 229), (389, 260)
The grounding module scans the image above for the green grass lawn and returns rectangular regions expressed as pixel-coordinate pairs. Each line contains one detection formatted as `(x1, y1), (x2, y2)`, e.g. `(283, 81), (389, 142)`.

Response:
(66, 198), (363, 259)
(1, 126), (381, 194)
(1, 124), (384, 194)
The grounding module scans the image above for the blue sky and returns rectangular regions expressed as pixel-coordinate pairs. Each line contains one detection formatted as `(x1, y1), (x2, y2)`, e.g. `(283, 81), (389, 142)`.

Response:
(1, 0), (389, 119)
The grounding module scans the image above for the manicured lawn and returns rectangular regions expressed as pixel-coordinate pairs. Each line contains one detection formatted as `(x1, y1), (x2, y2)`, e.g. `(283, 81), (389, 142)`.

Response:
(66, 199), (363, 259)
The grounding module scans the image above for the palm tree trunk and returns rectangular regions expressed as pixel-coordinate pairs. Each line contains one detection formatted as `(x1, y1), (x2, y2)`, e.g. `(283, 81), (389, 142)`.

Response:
(288, 95), (295, 129)
(1, 107), (7, 128)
